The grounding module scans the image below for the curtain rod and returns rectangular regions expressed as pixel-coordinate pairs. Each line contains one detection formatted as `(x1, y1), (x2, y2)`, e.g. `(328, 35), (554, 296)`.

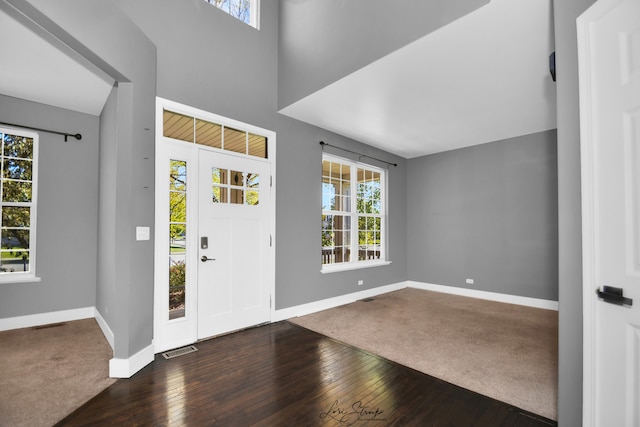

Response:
(0, 121), (82, 142)
(319, 141), (397, 167)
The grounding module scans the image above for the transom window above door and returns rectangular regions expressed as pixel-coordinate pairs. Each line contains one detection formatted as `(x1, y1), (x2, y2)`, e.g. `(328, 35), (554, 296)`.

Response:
(163, 109), (268, 159)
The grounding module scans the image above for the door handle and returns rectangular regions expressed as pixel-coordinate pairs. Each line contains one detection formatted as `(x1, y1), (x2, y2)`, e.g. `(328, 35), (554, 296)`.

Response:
(596, 286), (633, 306)
(201, 255), (216, 262)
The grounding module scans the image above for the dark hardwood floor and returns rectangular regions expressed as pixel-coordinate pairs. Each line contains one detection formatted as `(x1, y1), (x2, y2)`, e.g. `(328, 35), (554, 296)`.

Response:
(57, 321), (557, 426)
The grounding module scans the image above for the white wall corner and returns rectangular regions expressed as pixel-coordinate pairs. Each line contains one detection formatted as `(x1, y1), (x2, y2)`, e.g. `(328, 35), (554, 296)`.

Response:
(407, 281), (559, 311)
(273, 281), (408, 321)
(94, 308), (115, 351)
(109, 342), (155, 379)
(0, 306), (95, 332)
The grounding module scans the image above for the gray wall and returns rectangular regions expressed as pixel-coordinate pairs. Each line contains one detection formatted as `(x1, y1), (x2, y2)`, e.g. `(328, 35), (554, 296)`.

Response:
(554, 0), (596, 424)
(6, 0), (157, 359)
(0, 95), (99, 318)
(4, 8), (586, 420)
(117, 0), (409, 310)
(278, 0), (489, 109)
(96, 86), (118, 332)
(407, 130), (558, 301)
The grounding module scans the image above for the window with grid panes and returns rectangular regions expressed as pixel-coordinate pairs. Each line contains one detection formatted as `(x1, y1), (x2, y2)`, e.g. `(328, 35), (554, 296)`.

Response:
(0, 127), (38, 281)
(322, 154), (386, 271)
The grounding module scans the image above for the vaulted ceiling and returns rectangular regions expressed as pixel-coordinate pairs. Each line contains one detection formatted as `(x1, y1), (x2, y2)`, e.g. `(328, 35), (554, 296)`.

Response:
(280, 0), (556, 158)
(1, 0), (555, 159)
(0, 5), (114, 117)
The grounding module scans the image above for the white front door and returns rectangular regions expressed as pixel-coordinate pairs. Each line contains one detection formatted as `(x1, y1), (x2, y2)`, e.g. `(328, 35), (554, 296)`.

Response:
(154, 98), (275, 354)
(578, 0), (640, 425)
(197, 149), (271, 338)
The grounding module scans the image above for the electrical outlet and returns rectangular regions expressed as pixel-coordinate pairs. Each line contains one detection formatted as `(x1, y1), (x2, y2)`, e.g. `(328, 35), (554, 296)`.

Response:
(357, 280), (364, 286)
(466, 278), (474, 285)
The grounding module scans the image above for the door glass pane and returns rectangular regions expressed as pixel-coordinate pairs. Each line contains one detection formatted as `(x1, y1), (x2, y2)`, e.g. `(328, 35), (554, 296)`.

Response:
(246, 172), (259, 205)
(169, 258), (186, 320)
(163, 110), (194, 142)
(230, 170), (243, 186)
(246, 190), (259, 205)
(170, 161), (187, 190)
(223, 127), (246, 154)
(196, 119), (222, 149)
(213, 186), (228, 203)
(212, 168), (227, 185)
(212, 167), (228, 203)
(230, 188), (244, 204)
(169, 159), (187, 320)
(246, 172), (259, 188)
(170, 193), (186, 222)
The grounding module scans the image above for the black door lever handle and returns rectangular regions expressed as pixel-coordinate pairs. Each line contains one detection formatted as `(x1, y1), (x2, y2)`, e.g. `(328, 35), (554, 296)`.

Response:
(596, 286), (633, 306)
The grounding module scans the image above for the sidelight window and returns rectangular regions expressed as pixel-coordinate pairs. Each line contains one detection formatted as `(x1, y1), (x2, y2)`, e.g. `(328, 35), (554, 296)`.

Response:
(169, 159), (187, 319)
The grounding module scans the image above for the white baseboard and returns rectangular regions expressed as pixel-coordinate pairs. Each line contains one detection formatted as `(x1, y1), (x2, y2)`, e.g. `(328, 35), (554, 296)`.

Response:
(109, 343), (155, 378)
(0, 306), (95, 332)
(94, 308), (114, 351)
(273, 281), (407, 321)
(408, 281), (559, 311)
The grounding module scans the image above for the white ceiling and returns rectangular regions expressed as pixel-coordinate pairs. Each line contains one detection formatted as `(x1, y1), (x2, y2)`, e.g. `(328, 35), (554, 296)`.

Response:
(280, 0), (557, 159)
(0, 0), (555, 155)
(0, 7), (114, 116)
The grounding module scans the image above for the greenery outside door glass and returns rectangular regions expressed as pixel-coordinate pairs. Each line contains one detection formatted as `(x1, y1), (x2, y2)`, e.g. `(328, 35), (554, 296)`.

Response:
(169, 160), (187, 319)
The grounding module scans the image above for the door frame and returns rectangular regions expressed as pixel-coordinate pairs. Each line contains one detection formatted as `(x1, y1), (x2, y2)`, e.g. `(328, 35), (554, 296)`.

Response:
(577, 0), (624, 424)
(153, 97), (276, 353)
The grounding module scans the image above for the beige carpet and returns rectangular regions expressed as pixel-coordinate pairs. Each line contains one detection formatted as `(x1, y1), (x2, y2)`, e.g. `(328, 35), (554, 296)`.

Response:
(290, 288), (558, 420)
(0, 318), (116, 427)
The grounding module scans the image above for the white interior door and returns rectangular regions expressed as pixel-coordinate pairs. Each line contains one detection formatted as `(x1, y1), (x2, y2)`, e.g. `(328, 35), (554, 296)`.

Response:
(579, 0), (640, 425)
(197, 149), (271, 339)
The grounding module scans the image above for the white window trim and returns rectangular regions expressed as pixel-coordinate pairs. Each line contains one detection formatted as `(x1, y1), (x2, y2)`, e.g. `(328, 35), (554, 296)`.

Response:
(321, 153), (389, 273)
(0, 126), (40, 284)
(250, 0), (260, 29)
(321, 259), (392, 274)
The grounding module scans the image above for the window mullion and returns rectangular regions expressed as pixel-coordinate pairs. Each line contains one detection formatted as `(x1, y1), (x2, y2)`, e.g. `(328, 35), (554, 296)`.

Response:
(350, 165), (357, 264)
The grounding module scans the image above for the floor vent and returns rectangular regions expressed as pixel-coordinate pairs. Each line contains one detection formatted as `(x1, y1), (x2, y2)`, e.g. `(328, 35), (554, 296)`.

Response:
(162, 345), (198, 360)
(33, 322), (66, 330)
(360, 297), (375, 302)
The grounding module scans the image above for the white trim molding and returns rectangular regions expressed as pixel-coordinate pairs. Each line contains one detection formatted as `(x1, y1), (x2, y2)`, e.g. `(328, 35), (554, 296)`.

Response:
(94, 308), (115, 351)
(109, 343), (155, 379)
(274, 280), (558, 322)
(0, 306), (95, 332)
(273, 282), (407, 321)
(408, 281), (559, 311)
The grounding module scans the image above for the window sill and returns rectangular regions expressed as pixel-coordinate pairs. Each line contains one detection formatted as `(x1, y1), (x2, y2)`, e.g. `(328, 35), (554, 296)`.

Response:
(321, 260), (391, 274)
(0, 274), (42, 284)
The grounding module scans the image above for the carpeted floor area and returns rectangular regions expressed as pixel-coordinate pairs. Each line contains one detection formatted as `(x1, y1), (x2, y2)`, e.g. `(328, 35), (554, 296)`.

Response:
(0, 318), (116, 427)
(289, 288), (559, 420)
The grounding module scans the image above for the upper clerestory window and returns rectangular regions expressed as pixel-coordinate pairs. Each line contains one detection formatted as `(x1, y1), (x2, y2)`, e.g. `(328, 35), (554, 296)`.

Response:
(204, 0), (260, 29)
